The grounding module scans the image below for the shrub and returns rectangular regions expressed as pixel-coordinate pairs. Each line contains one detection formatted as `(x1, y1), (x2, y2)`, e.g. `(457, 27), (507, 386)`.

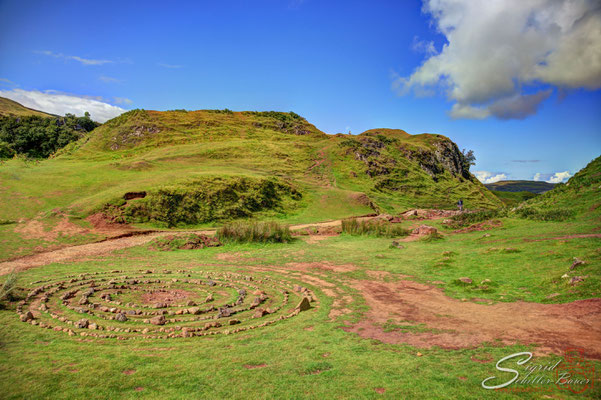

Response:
(0, 272), (18, 303)
(217, 221), (293, 243)
(514, 207), (574, 221)
(341, 218), (410, 238)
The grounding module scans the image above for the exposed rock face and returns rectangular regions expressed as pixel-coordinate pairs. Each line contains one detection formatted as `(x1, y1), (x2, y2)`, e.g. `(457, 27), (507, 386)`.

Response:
(296, 297), (311, 311)
(400, 139), (471, 181)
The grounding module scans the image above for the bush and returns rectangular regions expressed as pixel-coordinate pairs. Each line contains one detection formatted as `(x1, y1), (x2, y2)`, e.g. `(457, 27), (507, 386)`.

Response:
(217, 221), (293, 243)
(0, 272), (18, 303)
(514, 207), (574, 221)
(341, 218), (410, 238)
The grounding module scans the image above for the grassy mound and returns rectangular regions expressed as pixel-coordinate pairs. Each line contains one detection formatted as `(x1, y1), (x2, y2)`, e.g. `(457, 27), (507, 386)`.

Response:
(104, 176), (302, 227)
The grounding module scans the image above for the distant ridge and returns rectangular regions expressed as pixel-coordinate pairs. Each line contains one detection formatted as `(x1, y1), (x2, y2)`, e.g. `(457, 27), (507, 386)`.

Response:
(485, 180), (555, 194)
(0, 96), (55, 118)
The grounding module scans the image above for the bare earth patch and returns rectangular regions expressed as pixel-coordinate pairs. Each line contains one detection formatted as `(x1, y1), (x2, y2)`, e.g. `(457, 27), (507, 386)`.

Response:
(344, 280), (601, 359)
(141, 289), (194, 305)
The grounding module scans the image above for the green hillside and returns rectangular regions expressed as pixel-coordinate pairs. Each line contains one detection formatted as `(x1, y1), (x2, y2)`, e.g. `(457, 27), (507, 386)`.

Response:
(0, 97), (54, 118)
(489, 189), (538, 207)
(518, 155), (601, 217)
(485, 180), (555, 193)
(0, 108), (500, 232)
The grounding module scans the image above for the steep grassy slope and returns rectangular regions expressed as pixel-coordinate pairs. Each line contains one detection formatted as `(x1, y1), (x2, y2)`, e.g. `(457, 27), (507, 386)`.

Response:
(0, 97), (54, 118)
(0, 109), (500, 234)
(485, 180), (555, 193)
(519, 155), (601, 217)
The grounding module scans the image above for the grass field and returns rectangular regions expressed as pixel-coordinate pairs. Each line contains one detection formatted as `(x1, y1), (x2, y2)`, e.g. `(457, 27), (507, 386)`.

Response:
(1, 212), (600, 399)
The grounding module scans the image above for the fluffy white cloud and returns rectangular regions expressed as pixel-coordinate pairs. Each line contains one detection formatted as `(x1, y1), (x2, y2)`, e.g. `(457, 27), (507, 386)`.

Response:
(534, 171), (572, 183)
(395, 0), (601, 119)
(474, 171), (507, 184)
(0, 89), (126, 122)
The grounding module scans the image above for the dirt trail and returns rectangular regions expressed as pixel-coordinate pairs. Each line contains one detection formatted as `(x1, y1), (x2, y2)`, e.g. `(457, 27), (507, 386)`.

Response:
(344, 280), (601, 359)
(0, 218), (369, 275)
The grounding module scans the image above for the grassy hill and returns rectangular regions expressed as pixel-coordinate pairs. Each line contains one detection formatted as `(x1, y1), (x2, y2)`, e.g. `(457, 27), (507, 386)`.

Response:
(0, 108), (501, 254)
(0, 97), (55, 118)
(518, 155), (601, 218)
(485, 180), (555, 193)
(488, 189), (538, 207)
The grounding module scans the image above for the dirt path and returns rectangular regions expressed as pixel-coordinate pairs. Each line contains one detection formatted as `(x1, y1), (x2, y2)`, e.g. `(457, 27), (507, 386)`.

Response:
(0, 217), (374, 275)
(344, 279), (601, 359)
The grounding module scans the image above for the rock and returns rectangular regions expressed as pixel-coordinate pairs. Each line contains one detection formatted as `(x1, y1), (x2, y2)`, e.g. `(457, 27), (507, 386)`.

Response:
(238, 289), (246, 296)
(115, 313), (128, 322)
(546, 293), (561, 299)
(20, 311), (34, 322)
(570, 258), (585, 270)
(229, 319), (240, 325)
(411, 225), (438, 236)
(153, 303), (167, 309)
(186, 300), (196, 307)
(206, 280), (216, 287)
(561, 273), (570, 279)
(205, 294), (213, 303)
(296, 297), (311, 311)
(252, 308), (267, 318)
(250, 297), (261, 308)
(480, 279), (491, 284)
(78, 297), (89, 305)
(75, 319), (89, 329)
(458, 277), (472, 284)
(149, 315), (166, 326)
(570, 276), (585, 285)
(390, 240), (405, 249)
(88, 323), (98, 330)
(482, 233), (491, 238)
(187, 307), (201, 315)
(217, 307), (232, 318)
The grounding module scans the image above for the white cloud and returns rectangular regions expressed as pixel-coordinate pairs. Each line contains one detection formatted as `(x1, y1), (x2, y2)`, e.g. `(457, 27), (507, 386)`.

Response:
(412, 36), (437, 56)
(395, 0), (601, 119)
(474, 171), (507, 184)
(158, 63), (183, 69)
(0, 89), (126, 122)
(533, 171), (572, 183)
(35, 50), (114, 66)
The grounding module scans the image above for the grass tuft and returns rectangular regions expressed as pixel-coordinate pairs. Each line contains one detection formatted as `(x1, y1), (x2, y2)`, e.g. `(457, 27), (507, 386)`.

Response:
(217, 221), (293, 243)
(341, 218), (410, 238)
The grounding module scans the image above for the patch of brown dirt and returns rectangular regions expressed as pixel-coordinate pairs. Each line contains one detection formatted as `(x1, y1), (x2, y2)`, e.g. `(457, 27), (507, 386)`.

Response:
(453, 219), (503, 234)
(344, 280), (601, 359)
(86, 213), (134, 236)
(122, 369), (136, 375)
(285, 261), (356, 273)
(141, 289), (193, 305)
(243, 364), (267, 369)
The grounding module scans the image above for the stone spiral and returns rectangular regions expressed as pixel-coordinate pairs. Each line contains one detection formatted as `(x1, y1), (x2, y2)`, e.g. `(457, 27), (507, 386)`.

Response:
(17, 269), (316, 340)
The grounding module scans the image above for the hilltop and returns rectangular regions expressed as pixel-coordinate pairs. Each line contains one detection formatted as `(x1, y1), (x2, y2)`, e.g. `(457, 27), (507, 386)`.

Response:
(0, 96), (55, 118)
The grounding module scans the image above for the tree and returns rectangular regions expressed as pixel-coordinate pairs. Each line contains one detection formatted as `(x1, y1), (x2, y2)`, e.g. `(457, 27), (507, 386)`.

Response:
(461, 148), (476, 171)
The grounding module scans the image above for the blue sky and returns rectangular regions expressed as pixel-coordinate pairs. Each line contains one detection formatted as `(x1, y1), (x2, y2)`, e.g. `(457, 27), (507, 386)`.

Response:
(0, 0), (600, 182)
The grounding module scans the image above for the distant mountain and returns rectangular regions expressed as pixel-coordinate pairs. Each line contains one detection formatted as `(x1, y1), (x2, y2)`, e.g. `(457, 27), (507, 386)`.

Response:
(485, 180), (555, 194)
(0, 96), (55, 118)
